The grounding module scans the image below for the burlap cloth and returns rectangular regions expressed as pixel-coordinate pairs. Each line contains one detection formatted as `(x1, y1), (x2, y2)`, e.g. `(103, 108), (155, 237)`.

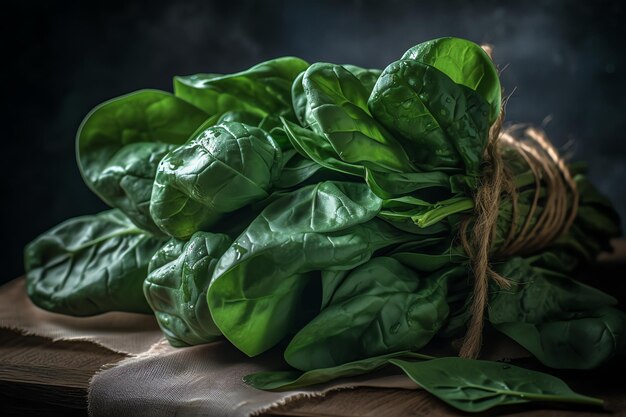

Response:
(0, 277), (526, 416)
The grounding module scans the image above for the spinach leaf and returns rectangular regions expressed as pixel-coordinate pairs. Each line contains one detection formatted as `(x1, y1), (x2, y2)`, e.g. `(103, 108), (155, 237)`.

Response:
(76, 90), (209, 233)
(299, 63), (415, 173)
(494, 307), (626, 370)
(144, 232), (231, 347)
(402, 37), (501, 124)
(274, 151), (323, 188)
(293, 65), (381, 127)
(174, 57), (309, 120)
(285, 257), (448, 371)
(390, 358), (603, 412)
(25, 210), (166, 316)
(369, 60), (490, 176)
(208, 182), (412, 357)
(342, 64), (382, 93)
(150, 122), (282, 239)
(244, 351), (433, 391)
(282, 118), (364, 177)
(489, 256), (626, 369)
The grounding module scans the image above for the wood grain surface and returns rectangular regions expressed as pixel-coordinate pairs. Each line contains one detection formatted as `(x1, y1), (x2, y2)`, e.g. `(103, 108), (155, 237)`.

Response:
(2, 240), (626, 416)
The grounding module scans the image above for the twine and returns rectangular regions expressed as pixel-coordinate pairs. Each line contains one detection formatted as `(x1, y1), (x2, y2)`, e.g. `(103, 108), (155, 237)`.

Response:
(457, 46), (579, 359)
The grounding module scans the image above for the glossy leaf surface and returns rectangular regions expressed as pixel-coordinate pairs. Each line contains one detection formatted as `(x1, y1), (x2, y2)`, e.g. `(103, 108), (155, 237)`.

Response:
(402, 37), (501, 123)
(208, 182), (412, 356)
(150, 122), (282, 239)
(391, 358), (603, 412)
(369, 60), (490, 176)
(76, 90), (208, 232)
(174, 57), (308, 120)
(300, 63), (415, 173)
(285, 257), (448, 370)
(25, 210), (166, 315)
(144, 232), (231, 346)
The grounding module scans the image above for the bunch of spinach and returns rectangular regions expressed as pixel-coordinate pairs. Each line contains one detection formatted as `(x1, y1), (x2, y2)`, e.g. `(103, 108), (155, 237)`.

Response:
(25, 37), (623, 412)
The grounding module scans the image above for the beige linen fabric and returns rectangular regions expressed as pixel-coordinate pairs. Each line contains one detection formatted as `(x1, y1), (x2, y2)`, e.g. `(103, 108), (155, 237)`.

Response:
(0, 278), (162, 354)
(88, 339), (417, 417)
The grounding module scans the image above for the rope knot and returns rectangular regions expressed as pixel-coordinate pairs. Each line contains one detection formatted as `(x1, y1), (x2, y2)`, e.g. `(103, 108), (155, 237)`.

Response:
(457, 114), (579, 359)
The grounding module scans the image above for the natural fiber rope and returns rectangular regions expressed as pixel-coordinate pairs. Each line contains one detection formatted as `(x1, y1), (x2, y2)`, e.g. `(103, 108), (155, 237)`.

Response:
(457, 46), (580, 359)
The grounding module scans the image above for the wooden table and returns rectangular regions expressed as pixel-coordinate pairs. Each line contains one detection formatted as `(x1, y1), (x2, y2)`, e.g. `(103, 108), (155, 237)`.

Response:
(2, 241), (626, 417)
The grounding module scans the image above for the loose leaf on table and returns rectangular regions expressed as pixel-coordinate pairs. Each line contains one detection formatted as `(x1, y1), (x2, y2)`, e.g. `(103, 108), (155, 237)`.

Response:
(208, 181), (413, 357)
(402, 37), (501, 124)
(285, 257), (448, 371)
(297, 63), (415, 173)
(244, 351), (433, 391)
(144, 232), (231, 347)
(489, 255), (626, 369)
(174, 57), (309, 120)
(369, 59), (491, 176)
(25, 210), (166, 316)
(76, 90), (209, 233)
(150, 122), (282, 239)
(390, 357), (603, 412)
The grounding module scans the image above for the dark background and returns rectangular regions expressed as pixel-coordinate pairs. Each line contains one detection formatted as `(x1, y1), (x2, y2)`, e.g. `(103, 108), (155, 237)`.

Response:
(2, 0), (625, 284)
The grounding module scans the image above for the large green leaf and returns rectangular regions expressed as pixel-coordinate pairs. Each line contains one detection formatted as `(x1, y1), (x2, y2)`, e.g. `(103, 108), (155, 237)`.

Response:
(76, 90), (208, 233)
(402, 37), (501, 124)
(25, 210), (166, 315)
(144, 232), (231, 347)
(150, 122), (282, 239)
(174, 57), (309, 120)
(285, 257), (448, 371)
(298, 63), (415, 173)
(207, 182), (412, 357)
(390, 358), (603, 412)
(293, 64), (382, 127)
(369, 60), (490, 176)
